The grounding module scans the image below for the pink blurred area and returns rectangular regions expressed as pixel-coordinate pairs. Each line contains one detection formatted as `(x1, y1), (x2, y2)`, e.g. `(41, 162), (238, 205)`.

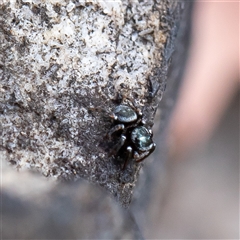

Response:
(144, 1), (239, 238)
(147, 94), (239, 238)
(169, 1), (239, 159)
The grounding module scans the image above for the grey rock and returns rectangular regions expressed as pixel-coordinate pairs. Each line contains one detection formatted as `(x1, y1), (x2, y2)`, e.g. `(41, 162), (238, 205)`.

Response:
(0, 0), (191, 207)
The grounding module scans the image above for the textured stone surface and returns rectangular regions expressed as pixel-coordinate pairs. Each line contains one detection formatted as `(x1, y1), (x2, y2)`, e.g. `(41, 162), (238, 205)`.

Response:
(1, 0), (187, 206)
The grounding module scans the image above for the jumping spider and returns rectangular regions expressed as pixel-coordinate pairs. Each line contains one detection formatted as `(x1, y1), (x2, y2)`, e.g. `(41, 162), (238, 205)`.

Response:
(107, 103), (156, 169)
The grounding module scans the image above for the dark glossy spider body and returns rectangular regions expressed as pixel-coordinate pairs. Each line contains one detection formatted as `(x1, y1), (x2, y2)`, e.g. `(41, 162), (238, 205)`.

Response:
(108, 104), (156, 169)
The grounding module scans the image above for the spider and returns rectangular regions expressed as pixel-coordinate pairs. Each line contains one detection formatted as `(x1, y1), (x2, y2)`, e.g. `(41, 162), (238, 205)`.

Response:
(107, 104), (156, 169)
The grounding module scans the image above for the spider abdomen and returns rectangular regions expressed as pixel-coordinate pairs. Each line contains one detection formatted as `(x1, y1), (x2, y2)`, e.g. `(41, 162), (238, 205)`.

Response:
(113, 105), (137, 123)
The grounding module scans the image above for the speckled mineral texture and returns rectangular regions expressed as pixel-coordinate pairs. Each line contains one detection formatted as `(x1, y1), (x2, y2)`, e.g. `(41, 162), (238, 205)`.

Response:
(1, 0), (186, 206)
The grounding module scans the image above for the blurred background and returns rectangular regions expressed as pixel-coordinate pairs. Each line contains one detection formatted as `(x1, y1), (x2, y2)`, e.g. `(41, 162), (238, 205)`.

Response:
(132, 1), (239, 239)
(2, 1), (238, 239)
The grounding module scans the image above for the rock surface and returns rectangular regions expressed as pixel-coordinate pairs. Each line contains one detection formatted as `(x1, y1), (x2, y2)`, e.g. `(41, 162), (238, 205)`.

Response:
(1, 0), (188, 206)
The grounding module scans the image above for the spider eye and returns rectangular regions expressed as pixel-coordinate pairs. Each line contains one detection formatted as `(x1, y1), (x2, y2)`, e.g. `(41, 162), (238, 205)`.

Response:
(131, 126), (153, 151)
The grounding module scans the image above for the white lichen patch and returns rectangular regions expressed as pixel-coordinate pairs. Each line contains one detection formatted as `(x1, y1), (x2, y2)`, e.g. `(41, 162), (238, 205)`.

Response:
(3, 0), (165, 101)
(43, 18), (75, 43)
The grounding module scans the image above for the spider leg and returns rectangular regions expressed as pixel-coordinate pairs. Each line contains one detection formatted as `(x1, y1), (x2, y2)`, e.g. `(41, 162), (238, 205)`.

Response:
(122, 146), (133, 170)
(125, 97), (142, 114)
(134, 151), (150, 162)
(147, 128), (153, 136)
(107, 124), (125, 139)
(134, 143), (156, 163)
(123, 115), (144, 131)
(108, 135), (126, 157)
(109, 112), (118, 121)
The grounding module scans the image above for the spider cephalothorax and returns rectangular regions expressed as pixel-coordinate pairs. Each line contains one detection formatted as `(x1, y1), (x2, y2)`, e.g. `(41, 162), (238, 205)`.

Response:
(107, 103), (156, 169)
